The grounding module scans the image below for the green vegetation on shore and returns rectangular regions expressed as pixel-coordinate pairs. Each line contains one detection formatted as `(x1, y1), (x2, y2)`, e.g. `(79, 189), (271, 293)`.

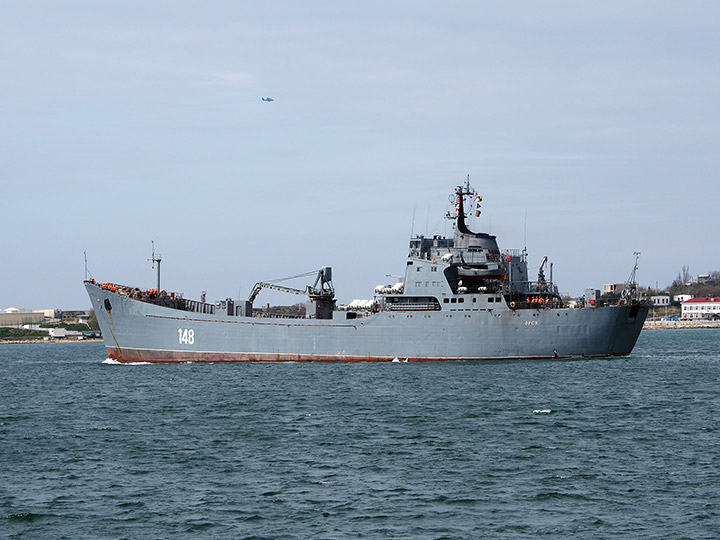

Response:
(640, 269), (720, 299)
(0, 328), (48, 340)
(667, 269), (720, 297)
(39, 320), (91, 331)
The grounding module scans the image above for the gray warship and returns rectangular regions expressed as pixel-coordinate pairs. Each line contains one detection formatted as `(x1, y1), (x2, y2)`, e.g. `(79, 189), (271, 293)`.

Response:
(85, 181), (648, 363)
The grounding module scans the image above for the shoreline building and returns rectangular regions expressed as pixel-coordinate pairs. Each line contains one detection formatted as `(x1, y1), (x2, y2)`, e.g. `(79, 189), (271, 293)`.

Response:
(681, 297), (720, 319)
(604, 283), (626, 295)
(0, 311), (44, 327)
(650, 295), (670, 306)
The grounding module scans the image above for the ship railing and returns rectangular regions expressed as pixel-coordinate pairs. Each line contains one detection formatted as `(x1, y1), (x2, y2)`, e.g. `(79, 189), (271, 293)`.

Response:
(508, 281), (559, 294)
(505, 288), (563, 309)
(508, 297), (564, 310)
(256, 313), (305, 319)
(577, 296), (637, 308)
(384, 302), (441, 311)
(96, 281), (215, 312)
(184, 299), (216, 314)
(100, 282), (163, 299)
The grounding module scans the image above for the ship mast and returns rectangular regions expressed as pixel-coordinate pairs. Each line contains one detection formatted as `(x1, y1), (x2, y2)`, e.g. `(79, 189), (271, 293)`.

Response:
(446, 175), (480, 234)
(622, 251), (641, 302)
(149, 241), (162, 292)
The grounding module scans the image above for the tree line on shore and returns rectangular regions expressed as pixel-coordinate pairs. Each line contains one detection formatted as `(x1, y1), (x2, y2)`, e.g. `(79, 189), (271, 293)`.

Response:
(665, 267), (720, 298)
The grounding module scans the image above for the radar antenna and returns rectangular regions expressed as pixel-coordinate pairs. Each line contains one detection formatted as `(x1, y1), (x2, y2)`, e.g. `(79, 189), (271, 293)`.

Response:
(445, 174), (479, 230)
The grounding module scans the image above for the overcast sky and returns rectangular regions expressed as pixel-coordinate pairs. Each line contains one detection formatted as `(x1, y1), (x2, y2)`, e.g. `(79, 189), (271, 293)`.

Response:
(2, 1), (719, 310)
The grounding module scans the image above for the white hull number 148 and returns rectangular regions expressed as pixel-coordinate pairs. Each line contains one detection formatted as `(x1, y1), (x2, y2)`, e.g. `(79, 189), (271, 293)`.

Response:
(178, 328), (195, 344)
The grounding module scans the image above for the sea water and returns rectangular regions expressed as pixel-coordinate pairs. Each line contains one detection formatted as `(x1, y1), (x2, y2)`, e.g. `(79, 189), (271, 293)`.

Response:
(1, 330), (718, 539)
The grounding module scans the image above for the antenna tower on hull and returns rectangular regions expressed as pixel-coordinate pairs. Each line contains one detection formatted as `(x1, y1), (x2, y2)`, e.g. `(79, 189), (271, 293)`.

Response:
(149, 241), (162, 292)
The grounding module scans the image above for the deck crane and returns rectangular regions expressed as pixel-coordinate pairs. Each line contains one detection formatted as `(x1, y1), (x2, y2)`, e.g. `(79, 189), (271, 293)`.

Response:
(248, 267), (336, 319)
(621, 252), (641, 303)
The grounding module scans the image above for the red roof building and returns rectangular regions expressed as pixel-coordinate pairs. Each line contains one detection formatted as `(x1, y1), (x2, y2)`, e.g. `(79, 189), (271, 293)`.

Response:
(681, 297), (720, 319)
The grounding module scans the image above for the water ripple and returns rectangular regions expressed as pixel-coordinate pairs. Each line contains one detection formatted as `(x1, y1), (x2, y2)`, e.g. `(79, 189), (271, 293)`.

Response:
(1, 333), (719, 539)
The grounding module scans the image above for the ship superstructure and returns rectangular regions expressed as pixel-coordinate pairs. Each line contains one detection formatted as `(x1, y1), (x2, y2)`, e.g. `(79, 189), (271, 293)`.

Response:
(85, 180), (647, 363)
(395, 180), (561, 312)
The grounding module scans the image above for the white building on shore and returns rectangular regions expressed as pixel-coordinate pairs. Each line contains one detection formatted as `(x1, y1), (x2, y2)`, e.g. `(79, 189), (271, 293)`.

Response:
(681, 297), (720, 319)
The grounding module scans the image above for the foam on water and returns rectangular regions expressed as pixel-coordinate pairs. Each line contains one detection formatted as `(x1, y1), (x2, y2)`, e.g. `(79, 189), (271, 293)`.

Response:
(102, 358), (151, 365)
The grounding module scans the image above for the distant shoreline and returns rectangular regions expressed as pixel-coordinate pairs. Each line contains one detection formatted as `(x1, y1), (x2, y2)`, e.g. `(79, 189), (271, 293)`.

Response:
(0, 338), (104, 345)
(643, 320), (720, 330)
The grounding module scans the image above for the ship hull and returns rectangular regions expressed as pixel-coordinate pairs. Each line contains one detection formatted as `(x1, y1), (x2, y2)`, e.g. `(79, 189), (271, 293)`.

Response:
(86, 282), (648, 364)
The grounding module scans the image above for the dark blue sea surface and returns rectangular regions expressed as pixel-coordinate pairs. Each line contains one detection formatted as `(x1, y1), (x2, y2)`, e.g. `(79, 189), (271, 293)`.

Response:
(1, 330), (719, 539)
